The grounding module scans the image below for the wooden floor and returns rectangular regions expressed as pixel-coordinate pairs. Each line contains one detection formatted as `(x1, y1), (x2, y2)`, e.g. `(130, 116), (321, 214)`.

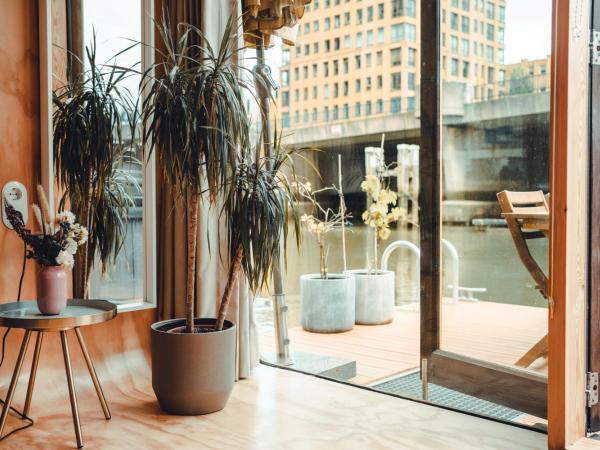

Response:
(261, 301), (548, 385)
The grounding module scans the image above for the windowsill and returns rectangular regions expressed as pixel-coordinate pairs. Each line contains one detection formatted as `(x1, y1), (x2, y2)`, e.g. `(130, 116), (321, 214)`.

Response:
(113, 300), (156, 313)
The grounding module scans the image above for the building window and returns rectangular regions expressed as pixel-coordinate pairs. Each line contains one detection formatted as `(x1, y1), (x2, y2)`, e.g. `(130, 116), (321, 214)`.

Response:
(282, 49), (290, 65)
(343, 81), (349, 96)
(333, 59), (339, 75)
(312, 108), (318, 121)
(356, 9), (363, 25)
(462, 0), (470, 11)
(333, 82), (339, 98)
(343, 104), (349, 119)
(486, 45), (494, 63)
(408, 48), (416, 66)
(355, 79), (362, 92)
(334, 14), (340, 28)
(324, 106), (329, 121)
(303, 87), (308, 100)
(313, 42), (320, 53)
(391, 72), (402, 90)
(461, 16), (469, 33)
(312, 86), (317, 99)
(367, 6), (374, 22)
(281, 70), (289, 86)
(366, 53), (372, 67)
(282, 112), (290, 128)
(356, 32), (363, 48)
(325, 17), (331, 30)
(344, 12), (350, 25)
(391, 23), (416, 42)
(461, 38), (469, 56)
(325, 40), (331, 52)
(376, 50), (383, 65)
(392, 0), (416, 18)
(487, 66), (494, 83)
(407, 96), (415, 111)
(498, 27), (505, 43)
(281, 91), (289, 107)
(333, 105), (339, 120)
(304, 23), (310, 34)
(391, 97), (401, 113)
(450, 36), (458, 53)
(312, 64), (318, 77)
(367, 30), (374, 46)
(378, 27), (385, 44)
(355, 102), (361, 116)
(303, 66), (308, 78)
(497, 48), (504, 64)
(486, 24), (494, 41)
(378, 3), (385, 19)
(366, 76), (372, 90)
(450, 13), (458, 30)
(334, 37), (340, 50)
(451, 58), (458, 76)
(391, 48), (402, 66)
(376, 99), (383, 113)
(313, 20), (319, 32)
(462, 61), (469, 78)
(407, 72), (415, 90)
(377, 75), (383, 89)
(366, 101), (372, 115)
(355, 54), (361, 69)
(486, 1), (495, 19)
(343, 57), (349, 73)
(499, 5), (505, 21)
(323, 84), (329, 99)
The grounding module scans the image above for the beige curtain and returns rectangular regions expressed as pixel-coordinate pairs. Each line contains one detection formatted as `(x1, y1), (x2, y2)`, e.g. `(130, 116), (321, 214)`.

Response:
(157, 0), (259, 379)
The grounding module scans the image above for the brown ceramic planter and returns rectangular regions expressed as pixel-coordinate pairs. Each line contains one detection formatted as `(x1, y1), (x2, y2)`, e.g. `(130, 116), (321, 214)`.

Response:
(151, 318), (236, 415)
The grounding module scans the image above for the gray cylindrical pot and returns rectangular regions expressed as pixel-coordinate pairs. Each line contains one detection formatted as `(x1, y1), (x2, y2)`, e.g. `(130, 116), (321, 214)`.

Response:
(151, 318), (236, 415)
(300, 273), (355, 333)
(345, 269), (395, 325)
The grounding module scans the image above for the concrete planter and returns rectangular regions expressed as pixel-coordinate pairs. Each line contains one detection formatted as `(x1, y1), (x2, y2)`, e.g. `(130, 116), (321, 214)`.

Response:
(300, 273), (355, 333)
(345, 269), (395, 325)
(151, 318), (236, 415)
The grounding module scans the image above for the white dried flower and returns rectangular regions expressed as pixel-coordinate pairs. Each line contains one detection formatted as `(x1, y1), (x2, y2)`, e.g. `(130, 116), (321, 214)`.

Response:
(56, 250), (74, 268)
(56, 211), (76, 225)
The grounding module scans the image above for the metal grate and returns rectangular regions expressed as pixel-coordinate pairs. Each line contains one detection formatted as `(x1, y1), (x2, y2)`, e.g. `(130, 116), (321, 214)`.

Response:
(372, 371), (523, 422)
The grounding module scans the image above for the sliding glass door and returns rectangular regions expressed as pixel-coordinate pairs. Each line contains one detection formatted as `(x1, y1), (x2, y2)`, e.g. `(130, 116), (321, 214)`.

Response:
(420, 0), (551, 421)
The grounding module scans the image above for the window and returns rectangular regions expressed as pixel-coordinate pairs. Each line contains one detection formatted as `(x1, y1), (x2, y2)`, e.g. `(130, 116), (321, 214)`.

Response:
(343, 81), (349, 96)
(391, 97), (401, 113)
(344, 12), (350, 25)
(282, 49), (290, 65)
(461, 16), (469, 33)
(357, 9), (363, 24)
(462, 0), (470, 10)
(486, 1), (495, 19)
(334, 15), (340, 28)
(312, 86), (317, 99)
(303, 88), (308, 100)
(376, 50), (383, 65)
(324, 106), (329, 121)
(377, 75), (383, 89)
(355, 54), (361, 69)
(325, 17), (331, 30)
(343, 104), (349, 119)
(333, 82), (339, 98)
(325, 40), (331, 52)
(312, 64), (318, 77)
(450, 36), (458, 53)
(313, 42), (319, 53)
(366, 100), (372, 115)
(294, 67), (299, 81)
(312, 108), (318, 121)
(366, 53), (372, 67)
(333, 105), (339, 120)
(376, 99), (383, 113)
(367, 30), (374, 46)
(343, 57), (349, 73)
(450, 13), (458, 31)
(303, 66), (308, 78)
(499, 4), (505, 21)
(366, 76), (372, 90)
(391, 23), (416, 42)
(498, 27), (505, 43)
(313, 20), (319, 32)
(378, 3), (385, 19)
(282, 112), (290, 128)
(407, 96), (415, 111)
(497, 48), (504, 64)
(392, 72), (402, 90)
(378, 27), (385, 44)
(323, 84), (329, 99)
(303, 109), (308, 123)
(281, 70), (289, 86)
(486, 45), (494, 63)
(354, 102), (361, 116)
(391, 47), (402, 66)
(367, 6), (374, 22)
(356, 32), (363, 48)
(355, 78), (362, 92)
(323, 61), (329, 76)
(334, 37), (340, 50)
(392, 0), (416, 17)
(304, 44), (310, 55)
(408, 48), (416, 66)
(344, 35), (351, 49)
(408, 72), (415, 90)
(462, 61), (469, 78)
(461, 38), (469, 56)
(304, 23), (310, 34)
(333, 59), (339, 75)
(486, 24), (494, 41)
(451, 58), (458, 76)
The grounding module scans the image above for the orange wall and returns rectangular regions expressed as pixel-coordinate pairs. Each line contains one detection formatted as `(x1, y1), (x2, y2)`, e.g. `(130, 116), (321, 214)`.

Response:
(0, 0), (40, 302)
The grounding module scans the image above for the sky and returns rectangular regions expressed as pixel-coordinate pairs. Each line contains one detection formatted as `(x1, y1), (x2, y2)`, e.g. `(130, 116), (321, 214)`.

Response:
(504, 0), (552, 63)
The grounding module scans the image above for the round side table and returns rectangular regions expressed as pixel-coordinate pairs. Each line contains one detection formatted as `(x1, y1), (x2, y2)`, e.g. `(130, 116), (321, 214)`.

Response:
(0, 299), (117, 448)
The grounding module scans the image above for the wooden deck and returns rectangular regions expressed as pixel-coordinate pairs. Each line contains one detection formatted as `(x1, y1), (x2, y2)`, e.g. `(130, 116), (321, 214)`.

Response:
(260, 301), (548, 385)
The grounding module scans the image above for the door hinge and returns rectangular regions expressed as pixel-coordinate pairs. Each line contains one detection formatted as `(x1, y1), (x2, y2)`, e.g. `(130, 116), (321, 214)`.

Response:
(587, 372), (599, 407)
(591, 30), (600, 65)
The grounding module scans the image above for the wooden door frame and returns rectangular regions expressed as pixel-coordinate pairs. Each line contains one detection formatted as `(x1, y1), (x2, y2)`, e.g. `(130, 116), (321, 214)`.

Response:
(588, 0), (600, 434)
(419, 0), (547, 419)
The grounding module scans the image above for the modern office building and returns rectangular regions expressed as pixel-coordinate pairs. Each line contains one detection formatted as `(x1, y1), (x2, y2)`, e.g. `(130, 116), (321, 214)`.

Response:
(278, 0), (507, 127)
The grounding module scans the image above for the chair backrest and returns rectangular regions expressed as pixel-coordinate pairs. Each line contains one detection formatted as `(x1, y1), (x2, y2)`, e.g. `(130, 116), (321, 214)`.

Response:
(496, 190), (549, 215)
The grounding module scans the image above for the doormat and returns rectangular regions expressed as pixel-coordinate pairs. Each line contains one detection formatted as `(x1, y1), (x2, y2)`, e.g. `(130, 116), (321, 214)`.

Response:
(372, 371), (523, 422)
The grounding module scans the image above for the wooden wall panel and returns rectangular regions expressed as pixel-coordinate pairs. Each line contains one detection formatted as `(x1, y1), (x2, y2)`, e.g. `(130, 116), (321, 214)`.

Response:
(0, 0), (41, 303)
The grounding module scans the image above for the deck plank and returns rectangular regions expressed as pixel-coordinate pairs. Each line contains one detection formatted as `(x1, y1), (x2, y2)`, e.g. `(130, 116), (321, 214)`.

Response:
(261, 301), (547, 385)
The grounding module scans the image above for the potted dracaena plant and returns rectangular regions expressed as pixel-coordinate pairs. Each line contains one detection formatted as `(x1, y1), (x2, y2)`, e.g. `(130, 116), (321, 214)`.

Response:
(297, 182), (355, 333)
(143, 17), (259, 415)
(346, 173), (406, 325)
(53, 34), (140, 299)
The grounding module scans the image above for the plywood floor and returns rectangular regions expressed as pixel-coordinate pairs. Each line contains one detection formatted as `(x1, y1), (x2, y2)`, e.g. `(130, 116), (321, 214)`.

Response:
(260, 301), (548, 385)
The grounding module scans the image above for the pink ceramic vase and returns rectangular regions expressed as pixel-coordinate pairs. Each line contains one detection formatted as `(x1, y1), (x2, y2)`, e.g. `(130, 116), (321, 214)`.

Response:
(37, 265), (68, 315)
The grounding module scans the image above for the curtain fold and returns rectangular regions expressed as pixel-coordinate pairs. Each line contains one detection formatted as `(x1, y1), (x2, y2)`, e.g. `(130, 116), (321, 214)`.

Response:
(156, 0), (258, 379)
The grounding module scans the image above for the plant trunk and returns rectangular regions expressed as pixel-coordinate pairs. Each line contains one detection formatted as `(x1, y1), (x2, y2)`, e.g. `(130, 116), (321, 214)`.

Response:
(186, 192), (200, 333)
(215, 245), (244, 331)
(373, 229), (379, 274)
(75, 173), (93, 299)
